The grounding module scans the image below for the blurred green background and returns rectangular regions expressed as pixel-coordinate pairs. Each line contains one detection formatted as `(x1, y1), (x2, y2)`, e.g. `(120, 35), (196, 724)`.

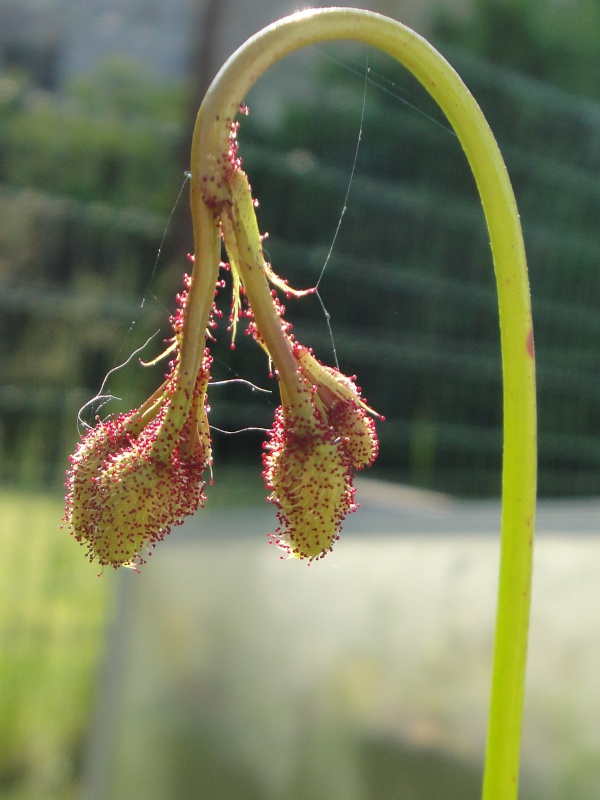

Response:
(2, 0), (600, 797)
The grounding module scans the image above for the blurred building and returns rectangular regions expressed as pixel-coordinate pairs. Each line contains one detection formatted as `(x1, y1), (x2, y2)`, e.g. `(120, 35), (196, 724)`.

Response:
(0, 0), (471, 88)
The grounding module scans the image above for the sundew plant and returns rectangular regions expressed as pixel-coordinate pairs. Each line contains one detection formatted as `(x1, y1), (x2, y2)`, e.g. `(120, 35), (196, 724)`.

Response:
(64, 8), (537, 800)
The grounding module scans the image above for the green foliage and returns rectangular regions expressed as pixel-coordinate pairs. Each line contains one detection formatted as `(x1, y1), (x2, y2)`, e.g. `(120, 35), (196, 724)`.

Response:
(0, 60), (187, 213)
(0, 489), (110, 798)
(434, 0), (600, 100)
(67, 57), (188, 123)
(0, 60), (190, 486)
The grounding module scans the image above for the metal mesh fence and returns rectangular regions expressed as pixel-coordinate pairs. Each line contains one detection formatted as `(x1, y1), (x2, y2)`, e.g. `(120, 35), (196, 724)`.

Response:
(2, 48), (600, 496)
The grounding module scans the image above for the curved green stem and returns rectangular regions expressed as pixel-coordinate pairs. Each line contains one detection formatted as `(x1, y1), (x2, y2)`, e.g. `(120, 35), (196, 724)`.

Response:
(154, 150), (221, 450)
(190, 9), (537, 798)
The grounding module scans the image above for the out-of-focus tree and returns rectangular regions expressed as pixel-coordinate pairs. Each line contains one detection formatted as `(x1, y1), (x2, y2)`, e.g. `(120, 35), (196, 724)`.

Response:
(1, 58), (187, 212)
(435, 0), (600, 99)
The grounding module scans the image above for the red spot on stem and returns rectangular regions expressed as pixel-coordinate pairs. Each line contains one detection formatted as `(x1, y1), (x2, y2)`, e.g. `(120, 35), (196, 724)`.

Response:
(526, 328), (534, 359)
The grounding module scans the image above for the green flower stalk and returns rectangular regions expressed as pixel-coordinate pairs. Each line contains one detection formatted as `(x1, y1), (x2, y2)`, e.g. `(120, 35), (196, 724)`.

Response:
(187, 12), (535, 798)
(65, 7), (536, 798)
